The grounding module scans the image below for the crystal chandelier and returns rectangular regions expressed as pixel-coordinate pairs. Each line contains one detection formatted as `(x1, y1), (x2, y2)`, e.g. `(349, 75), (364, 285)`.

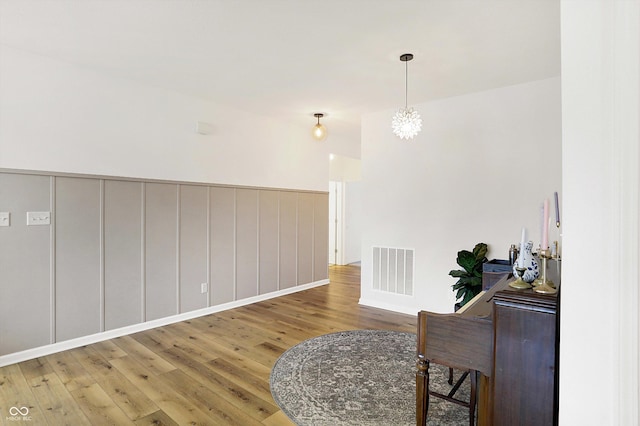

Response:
(392, 53), (422, 140)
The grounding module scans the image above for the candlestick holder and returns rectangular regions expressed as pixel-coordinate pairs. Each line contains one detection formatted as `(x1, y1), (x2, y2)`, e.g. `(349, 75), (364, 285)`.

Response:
(552, 240), (560, 260)
(532, 249), (543, 287)
(534, 249), (557, 294)
(509, 266), (532, 289)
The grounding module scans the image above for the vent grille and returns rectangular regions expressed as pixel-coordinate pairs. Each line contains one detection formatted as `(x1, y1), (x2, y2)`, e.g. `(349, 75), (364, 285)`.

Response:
(372, 247), (414, 296)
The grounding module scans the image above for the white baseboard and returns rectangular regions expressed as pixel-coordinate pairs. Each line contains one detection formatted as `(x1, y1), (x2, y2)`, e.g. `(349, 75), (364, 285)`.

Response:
(0, 279), (329, 367)
(358, 297), (418, 317)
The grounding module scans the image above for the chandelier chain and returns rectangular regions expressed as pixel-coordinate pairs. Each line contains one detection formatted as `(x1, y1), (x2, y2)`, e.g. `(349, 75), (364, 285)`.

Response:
(405, 59), (408, 108)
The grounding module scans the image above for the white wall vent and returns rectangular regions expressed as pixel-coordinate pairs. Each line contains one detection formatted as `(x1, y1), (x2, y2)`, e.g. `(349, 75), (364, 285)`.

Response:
(372, 247), (414, 296)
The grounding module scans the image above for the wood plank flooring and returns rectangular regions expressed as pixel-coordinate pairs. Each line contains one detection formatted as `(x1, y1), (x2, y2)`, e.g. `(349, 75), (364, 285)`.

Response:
(0, 265), (416, 425)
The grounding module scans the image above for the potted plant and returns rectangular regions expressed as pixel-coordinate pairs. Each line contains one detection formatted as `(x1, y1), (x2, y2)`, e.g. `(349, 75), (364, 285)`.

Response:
(449, 242), (488, 309)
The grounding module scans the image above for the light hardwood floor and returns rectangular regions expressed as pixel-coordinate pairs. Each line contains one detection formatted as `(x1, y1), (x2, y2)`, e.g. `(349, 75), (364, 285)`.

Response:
(0, 265), (416, 425)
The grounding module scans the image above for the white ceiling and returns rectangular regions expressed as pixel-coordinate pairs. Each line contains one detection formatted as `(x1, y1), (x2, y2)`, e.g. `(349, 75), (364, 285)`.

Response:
(0, 0), (560, 140)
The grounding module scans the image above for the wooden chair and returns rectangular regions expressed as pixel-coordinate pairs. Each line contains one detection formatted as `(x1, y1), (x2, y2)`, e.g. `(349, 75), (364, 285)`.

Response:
(416, 297), (484, 426)
(426, 304), (477, 424)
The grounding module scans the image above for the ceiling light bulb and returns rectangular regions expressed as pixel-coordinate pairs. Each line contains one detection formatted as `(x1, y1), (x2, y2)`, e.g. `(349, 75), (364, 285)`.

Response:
(312, 113), (327, 141)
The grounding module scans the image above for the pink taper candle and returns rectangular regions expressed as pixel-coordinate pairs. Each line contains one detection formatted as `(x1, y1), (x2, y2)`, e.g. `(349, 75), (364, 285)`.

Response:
(542, 199), (549, 250)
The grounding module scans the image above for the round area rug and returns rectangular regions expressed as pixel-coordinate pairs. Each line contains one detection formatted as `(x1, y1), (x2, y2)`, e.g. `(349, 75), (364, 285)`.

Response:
(270, 329), (471, 425)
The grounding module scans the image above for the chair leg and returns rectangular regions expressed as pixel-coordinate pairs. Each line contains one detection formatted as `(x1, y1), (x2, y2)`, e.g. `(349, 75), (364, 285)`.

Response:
(430, 366), (477, 426)
(469, 370), (477, 426)
(448, 371), (469, 398)
(416, 356), (430, 426)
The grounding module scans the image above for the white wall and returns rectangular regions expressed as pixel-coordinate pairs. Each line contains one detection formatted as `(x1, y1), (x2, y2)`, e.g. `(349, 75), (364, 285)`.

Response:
(359, 77), (562, 314)
(560, 1), (639, 424)
(329, 153), (361, 181)
(0, 46), (329, 191)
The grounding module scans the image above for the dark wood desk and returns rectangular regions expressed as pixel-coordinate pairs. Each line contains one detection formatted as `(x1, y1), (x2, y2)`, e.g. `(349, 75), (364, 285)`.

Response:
(417, 262), (560, 425)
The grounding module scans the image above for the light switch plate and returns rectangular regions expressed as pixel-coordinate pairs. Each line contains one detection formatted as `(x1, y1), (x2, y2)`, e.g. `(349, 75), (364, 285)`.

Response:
(0, 212), (9, 227)
(27, 211), (51, 226)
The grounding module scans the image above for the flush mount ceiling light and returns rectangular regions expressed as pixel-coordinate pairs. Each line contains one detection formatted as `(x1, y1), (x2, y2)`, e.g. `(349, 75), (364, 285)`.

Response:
(312, 113), (327, 141)
(392, 53), (422, 140)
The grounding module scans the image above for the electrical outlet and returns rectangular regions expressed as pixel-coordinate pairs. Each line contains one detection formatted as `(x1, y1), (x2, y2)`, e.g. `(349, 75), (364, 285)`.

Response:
(200, 283), (208, 294)
(27, 211), (50, 226)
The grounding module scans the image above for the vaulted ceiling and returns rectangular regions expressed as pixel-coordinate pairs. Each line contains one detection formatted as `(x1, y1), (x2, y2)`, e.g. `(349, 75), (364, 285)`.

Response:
(0, 0), (560, 144)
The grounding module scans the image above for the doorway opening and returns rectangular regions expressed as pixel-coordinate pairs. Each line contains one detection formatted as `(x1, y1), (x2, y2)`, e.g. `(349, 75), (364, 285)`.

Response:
(329, 154), (362, 266)
(328, 181), (343, 265)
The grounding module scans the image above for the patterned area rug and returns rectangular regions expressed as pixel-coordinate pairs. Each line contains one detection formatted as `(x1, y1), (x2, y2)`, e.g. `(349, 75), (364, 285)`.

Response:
(270, 329), (470, 425)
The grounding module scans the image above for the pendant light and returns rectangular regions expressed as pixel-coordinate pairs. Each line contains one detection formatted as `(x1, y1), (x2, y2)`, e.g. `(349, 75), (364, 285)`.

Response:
(312, 113), (327, 141)
(392, 53), (422, 140)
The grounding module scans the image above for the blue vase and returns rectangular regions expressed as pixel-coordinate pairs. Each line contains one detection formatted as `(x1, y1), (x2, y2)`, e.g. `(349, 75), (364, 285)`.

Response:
(512, 241), (539, 283)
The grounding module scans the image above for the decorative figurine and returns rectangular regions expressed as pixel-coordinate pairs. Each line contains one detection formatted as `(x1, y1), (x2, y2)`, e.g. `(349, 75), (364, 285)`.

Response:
(512, 241), (539, 283)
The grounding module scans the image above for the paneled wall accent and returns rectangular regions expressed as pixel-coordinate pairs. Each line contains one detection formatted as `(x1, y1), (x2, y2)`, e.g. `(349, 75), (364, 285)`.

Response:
(55, 177), (102, 342)
(104, 180), (143, 330)
(259, 190), (279, 295)
(297, 193), (314, 285)
(278, 191), (298, 290)
(236, 189), (259, 300)
(0, 170), (329, 358)
(179, 185), (209, 313)
(210, 186), (235, 305)
(0, 174), (51, 355)
(313, 192), (330, 281)
(145, 183), (178, 321)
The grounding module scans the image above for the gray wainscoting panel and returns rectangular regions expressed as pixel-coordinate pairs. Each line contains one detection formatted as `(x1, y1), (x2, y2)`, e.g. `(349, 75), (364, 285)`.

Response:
(0, 173), (51, 355)
(314, 193), (329, 281)
(179, 185), (209, 313)
(104, 180), (143, 330)
(279, 191), (297, 290)
(55, 177), (101, 341)
(297, 192), (314, 285)
(145, 183), (178, 321)
(258, 190), (279, 294)
(210, 187), (235, 305)
(236, 189), (258, 300)
(0, 168), (330, 360)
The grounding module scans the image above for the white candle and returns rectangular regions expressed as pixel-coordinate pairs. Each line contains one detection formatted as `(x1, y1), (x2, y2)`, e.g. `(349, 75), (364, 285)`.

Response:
(542, 199), (549, 250)
(519, 227), (526, 267)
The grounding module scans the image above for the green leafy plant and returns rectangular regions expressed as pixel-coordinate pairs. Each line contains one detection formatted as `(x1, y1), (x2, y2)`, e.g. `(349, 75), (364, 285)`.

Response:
(449, 242), (488, 307)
